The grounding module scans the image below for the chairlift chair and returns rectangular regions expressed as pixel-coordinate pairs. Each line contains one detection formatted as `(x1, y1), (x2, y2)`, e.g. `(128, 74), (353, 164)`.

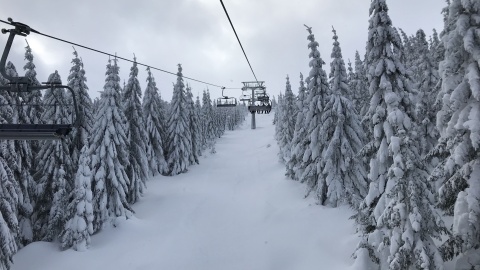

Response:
(0, 18), (81, 140)
(216, 87), (237, 108)
(216, 96), (237, 107)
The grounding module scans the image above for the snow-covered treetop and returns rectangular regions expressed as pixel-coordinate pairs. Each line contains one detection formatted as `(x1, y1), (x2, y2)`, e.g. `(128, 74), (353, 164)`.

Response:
(329, 27), (350, 98)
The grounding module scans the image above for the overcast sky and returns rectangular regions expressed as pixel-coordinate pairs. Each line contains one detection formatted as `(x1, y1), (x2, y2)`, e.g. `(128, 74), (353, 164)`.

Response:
(0, 0), (445, 103)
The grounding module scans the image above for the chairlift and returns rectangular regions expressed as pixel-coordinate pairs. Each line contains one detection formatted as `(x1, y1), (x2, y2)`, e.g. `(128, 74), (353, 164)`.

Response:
(0, 18), (81, 140)
(216, 87), (237, 108)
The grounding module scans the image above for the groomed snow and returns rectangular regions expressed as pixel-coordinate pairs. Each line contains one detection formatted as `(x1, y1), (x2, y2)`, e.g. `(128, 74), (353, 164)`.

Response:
(12, 113), (359, 270)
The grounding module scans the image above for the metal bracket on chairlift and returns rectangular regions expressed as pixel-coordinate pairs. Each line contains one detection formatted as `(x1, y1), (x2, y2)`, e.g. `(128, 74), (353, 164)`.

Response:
(0, 18), (82, 140)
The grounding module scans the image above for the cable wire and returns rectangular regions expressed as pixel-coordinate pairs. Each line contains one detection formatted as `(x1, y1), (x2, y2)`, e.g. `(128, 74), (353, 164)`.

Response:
(0, 18), (227, 89)
(219, 0), (259, 83)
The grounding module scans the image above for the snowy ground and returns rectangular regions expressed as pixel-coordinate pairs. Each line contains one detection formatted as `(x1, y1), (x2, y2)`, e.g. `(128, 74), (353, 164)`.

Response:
(13, 113), (359, 270)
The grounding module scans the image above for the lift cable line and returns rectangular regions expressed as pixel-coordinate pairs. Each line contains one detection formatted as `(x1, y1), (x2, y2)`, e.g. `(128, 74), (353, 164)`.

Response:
(0, 18), (230, 89)
(219, 0), (260, 84)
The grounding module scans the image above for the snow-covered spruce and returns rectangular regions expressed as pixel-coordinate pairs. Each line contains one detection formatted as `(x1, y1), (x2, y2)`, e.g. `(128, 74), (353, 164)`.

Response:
(412, 29), (440, 158)
(122, 57), (149, 204)
(1, 61), (35, 248)
(143, 67), (168, 176)
(352, 1), (446, 269)
(0, 69), (21, 270)
(67, 48), (94, 169)
(61, 144), (94, 251)
(285, 73), (308, 180)
(317, 28), (367, 208)
(22, 42), (43, 171)
(166, 64), (192, 176)
(277, 76), (297, 164)
(90, 58), (132, 233)
(32, 71), (74, 242)
(351, 51), (370, 118)
(430, 0), (480, 267)
(298, 25), (330, 199)
(200, 89), (216, 151)
(186, 85), (201, 165)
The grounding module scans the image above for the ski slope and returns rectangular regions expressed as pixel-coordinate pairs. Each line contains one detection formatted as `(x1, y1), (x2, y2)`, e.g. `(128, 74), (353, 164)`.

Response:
(12, 113), (358, 270)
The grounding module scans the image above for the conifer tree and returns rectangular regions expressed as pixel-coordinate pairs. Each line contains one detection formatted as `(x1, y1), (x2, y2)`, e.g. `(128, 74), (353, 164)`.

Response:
(194, 95), (204, 155)
(318, 28), (367, 207)
(412, 29), (440, 158)
(186, 85), (201, 165)
(430, 1), (480, 267)
(143, 67), (168, 176)
(23, 42), (43, 171)
(67, 49), (94, 168)
(0, 153), (19, 270)
(352, 1), (446, 269)
(278, 76), (297, 163)
(274, 93), (284, 143)
(90, 58), (131, 233)
(299, 25), (330, 198)
(286, 73), (308, 180)
(61, 144), (93, 251)
(32, 71), (74, 242)
(122, 58), (149, 204)
(352, 51), (370, 117)
(0, 65), (20, 270)
(166, 64), (192, 175)
(201, 89), (215, 150)
(2, 62), (34, 247)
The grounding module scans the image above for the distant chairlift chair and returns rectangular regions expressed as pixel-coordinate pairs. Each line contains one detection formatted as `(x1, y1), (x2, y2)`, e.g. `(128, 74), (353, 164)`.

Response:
(216, 87), (237, 108)
(0, 18), (81, 140)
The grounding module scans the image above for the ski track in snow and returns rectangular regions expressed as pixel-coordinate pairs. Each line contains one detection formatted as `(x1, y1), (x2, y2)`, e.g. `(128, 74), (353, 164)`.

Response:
(13, 114), (359, 270)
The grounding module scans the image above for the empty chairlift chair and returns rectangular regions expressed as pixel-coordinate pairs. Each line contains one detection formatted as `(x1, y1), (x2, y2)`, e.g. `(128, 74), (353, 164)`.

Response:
(216, 87), (237, 108)
(0, 18), (81, 140)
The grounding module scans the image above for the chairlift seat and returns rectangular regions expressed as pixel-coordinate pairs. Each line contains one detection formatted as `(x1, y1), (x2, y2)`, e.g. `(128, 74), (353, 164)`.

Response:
(0, 124), (72, 140)
(217, 103), (237, 108)
(248, 105), (271, 114)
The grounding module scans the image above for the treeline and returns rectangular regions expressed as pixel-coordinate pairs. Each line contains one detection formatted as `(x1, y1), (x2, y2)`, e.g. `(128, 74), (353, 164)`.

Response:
(274, 0), (479, 269)
(0, 47), (246, 268)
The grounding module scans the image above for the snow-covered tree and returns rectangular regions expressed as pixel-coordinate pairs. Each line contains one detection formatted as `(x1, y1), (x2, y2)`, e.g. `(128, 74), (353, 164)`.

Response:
(23, 41), (43, 171)
(298, 25), (330, 198)
(274, 93), (284, 143)
(318, 28), (367, 207)
(277, 76), (297, 163)
(67, 49), (94, 168)
(166, 64), (192, 175)
(61, 144), (93, 251)
(1, 61), (34, 247)
(32, 71), (74, 242)
(186, 85), (200, 165)
(200, 89), (215, 151)
(429, 1), (480, 267)
(0, 153), (19, 270)
(285, 73), (308, 180)
(122, 58), (149, 204)
(352, 1), (446, 269)
(143, 67), (168, 176)
(0, 66), (21, 269)
(194, 95), (204, 154)
(351, 51), (370, 117)
(90, 58), (131, 233)
(412, 29), (440, 158)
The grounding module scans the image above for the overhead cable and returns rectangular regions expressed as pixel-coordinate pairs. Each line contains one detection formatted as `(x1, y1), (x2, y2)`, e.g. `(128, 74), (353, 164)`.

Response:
(219, 0), (260, 83)
(0, 18), (228, 89)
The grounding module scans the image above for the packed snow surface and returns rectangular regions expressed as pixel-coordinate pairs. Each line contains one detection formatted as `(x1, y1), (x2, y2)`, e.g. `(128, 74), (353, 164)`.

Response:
(13, 114), (358, 270)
